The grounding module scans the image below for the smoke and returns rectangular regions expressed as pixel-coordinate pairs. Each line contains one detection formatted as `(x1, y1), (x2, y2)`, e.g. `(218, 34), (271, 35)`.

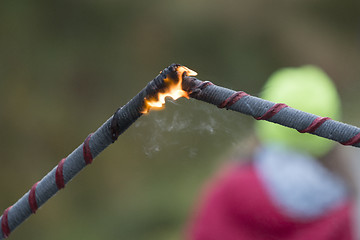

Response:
(133, 100), (217, 157)
(134, 99), (248, 157)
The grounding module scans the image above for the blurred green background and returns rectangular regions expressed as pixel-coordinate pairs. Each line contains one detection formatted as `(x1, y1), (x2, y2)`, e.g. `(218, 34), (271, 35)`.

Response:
(0, 0), (359, 239)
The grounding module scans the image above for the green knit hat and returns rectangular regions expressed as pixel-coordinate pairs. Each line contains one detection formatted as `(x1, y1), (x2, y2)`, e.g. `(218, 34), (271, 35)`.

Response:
(255, 65), (341, 157)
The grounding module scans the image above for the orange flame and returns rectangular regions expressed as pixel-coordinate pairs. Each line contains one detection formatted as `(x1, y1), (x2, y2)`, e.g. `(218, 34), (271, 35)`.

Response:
(142, 66), (197, 113)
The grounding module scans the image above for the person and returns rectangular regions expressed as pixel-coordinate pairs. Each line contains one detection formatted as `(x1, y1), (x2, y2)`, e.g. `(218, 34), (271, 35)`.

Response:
(187, 66), (356, 240)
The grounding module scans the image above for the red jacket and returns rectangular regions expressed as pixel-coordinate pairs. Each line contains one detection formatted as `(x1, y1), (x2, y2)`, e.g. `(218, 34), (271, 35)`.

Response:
(188, 162), (354, 240)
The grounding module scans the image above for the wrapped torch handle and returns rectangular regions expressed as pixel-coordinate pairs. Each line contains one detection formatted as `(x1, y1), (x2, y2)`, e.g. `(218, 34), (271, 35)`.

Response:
(182, 76), (360, 148)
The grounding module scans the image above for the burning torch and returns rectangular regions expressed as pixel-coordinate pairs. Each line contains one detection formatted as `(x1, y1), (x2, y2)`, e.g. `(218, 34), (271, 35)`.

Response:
(1, 64), (359, 238)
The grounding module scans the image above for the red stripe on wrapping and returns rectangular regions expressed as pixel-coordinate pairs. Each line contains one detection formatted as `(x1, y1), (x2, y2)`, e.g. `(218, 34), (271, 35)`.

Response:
(56, 158), (66, 189)
(1, 206), (12, 238)
(341, 132), (360, 146)
(29, 182), (39, 213)
(218, 91), (249, 109)
(255, 103), (288, 120)
(298, 117), (331, 133)
(197, 81), (213, 90)
(83, 133), (93, 165)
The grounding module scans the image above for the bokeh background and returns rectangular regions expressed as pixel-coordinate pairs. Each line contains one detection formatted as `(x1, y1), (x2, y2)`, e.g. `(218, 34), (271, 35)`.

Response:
(0, 0), (359, 239)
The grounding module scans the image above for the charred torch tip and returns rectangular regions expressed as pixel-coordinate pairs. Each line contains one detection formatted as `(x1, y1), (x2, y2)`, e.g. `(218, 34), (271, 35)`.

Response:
(162, 64), (198, 83)
(141, 64), (196, 114)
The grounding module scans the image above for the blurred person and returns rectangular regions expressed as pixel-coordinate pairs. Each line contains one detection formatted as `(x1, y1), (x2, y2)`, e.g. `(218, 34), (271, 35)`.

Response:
(187, 66), (356, 240)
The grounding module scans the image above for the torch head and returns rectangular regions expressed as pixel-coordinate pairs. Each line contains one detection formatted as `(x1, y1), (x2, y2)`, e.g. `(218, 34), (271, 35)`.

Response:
(255, 65), (341, 157)
(142, 64), (197, 113)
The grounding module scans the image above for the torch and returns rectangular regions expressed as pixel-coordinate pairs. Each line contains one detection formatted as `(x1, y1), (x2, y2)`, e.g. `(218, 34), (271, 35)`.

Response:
(1, 64), (359, 239)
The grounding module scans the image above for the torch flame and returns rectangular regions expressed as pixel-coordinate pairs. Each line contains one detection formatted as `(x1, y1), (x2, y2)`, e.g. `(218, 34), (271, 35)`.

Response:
(142, 66), (197, 113)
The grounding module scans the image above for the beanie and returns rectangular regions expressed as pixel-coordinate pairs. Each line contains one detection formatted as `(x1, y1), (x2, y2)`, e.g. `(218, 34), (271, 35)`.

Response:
(255, 65), (341, 157)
